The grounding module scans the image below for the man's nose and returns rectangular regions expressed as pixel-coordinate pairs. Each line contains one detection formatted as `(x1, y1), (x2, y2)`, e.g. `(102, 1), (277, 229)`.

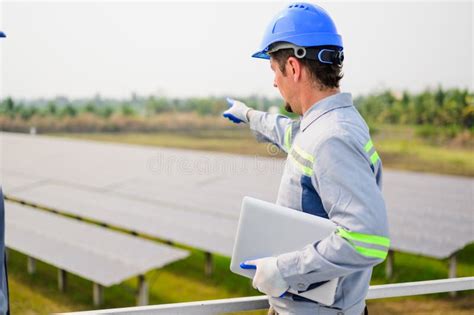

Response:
(273, 82), (277, 88)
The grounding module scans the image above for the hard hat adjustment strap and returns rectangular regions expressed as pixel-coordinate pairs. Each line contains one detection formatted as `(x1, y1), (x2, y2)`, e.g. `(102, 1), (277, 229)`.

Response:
(309, 48), (344, 65)
(268, 43), (344, 65)
(292, 47), (344, 65)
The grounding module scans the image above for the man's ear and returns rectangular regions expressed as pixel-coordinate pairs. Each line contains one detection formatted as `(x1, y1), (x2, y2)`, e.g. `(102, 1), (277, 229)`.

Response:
(287, 57), (301, 82)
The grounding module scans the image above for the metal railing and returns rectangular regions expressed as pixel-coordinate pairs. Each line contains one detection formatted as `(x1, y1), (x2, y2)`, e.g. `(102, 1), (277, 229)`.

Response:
(63, 277), (474, 315)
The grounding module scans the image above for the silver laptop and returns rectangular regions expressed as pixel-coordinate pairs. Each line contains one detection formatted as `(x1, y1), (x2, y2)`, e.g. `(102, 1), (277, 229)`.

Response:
(230, 196), (338, 306)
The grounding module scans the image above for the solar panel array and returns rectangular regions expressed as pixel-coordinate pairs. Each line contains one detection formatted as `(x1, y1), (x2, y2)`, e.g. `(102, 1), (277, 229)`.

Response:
(1, 132), (473, 259)
(5, 201), (189, 286)
(383, 171), (473, 258)
(7, 182), (237, 255)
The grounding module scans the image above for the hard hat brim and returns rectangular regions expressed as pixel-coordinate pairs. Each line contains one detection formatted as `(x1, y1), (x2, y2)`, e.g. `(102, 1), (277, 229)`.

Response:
(251, 51), (270, 60)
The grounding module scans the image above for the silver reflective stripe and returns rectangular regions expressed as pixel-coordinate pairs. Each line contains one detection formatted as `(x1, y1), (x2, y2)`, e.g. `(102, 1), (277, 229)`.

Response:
(284, 125), (292, 151)
(288, 145), (314, 176)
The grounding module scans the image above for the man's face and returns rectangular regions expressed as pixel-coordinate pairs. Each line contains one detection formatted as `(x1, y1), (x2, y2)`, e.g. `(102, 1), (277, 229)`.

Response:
(270, 57), (296, 114)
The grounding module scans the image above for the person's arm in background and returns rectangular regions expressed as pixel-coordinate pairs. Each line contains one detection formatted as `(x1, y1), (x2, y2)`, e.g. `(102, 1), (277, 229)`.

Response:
(223, 98), (298, 153)
(0, 187), (9, 315)
(276, 135), (390, 291)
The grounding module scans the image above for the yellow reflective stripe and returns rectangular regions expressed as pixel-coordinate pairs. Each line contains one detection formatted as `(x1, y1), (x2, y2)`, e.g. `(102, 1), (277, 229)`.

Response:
(293, 144), (315, 163)
(288, 154), (313, 176)
(370, 151), (380, 164)
(364, 139), (380, 165)
(354, 246), (388, 260)
(364, 139), (374, 152)
(284, 125), (292, 151)
(336, 227), (390, 248)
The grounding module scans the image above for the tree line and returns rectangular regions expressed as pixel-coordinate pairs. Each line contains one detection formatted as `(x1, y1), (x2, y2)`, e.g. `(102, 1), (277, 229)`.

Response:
(0, 96), (279, 119)
(1, 87), (472, 134)
(354, 87), (473, 129)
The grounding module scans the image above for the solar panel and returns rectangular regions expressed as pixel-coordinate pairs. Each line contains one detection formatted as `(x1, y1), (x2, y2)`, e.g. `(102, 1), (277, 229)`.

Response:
(383, 170), (474, 258)
(0, 132), (284, 194)
(102, 177), (276, 218)
(0, 170), (47, 194)
(5, 202), (189, 286)
(7, 182), (238, 256)
(2, 132), (473, 259)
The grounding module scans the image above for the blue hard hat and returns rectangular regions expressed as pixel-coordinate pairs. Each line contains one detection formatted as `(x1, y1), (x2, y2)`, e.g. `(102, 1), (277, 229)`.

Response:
(0, 32), (5, 38)
(252, 3), (342, 60)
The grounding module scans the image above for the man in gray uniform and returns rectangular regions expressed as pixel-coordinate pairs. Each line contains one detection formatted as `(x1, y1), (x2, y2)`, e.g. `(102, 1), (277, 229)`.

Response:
(223, 3), (389, 315)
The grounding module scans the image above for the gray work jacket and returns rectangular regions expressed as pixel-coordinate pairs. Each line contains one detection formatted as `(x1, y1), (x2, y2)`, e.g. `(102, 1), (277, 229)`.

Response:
(249, 93), (390, 315)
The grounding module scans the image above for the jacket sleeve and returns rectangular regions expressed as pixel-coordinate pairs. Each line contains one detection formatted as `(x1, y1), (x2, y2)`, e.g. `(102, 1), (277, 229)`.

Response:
(0, 188), (8, 315)
(276, 135), (390, 291)
(248, 110), (299, 154)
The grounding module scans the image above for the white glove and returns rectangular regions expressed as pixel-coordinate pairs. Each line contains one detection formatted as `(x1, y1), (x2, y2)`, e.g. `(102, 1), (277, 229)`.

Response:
(242, 257), (289, 297)
(222, 98), (252, 124)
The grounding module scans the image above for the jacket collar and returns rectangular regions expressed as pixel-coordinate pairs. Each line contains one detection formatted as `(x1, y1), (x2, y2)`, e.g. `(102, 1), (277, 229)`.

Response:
(300, 92), (353, 132)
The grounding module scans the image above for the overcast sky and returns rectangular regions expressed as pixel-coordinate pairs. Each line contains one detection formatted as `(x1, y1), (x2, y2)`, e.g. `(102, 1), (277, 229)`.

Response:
(0, 0), (472, 100)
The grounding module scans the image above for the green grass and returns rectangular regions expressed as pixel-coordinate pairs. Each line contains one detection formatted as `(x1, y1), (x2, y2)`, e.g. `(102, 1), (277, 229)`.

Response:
(7, 248), (266, 315)
(8, 243), (474, 314)
(372, 244), (474, 285)
(376, 139), (474, 176)
(371, 124), (474, 177)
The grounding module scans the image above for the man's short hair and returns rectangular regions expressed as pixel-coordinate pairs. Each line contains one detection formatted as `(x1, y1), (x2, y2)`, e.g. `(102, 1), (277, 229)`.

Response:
(269, 47), (343, 90)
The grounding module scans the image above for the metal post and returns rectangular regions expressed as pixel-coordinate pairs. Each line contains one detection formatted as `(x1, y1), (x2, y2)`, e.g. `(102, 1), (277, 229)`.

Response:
(136, 275), (148, 306)
(385, 250), (394, 279)
(58, 269), (67, 292)
(27, 256), (36, 275)
(449, 253), (457, 297)
(93, 283), (104, 307)
(205, 252), (213, 276)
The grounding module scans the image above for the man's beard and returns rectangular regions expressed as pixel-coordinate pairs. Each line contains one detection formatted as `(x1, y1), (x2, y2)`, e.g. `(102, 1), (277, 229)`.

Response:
(285, 102), (293, 113)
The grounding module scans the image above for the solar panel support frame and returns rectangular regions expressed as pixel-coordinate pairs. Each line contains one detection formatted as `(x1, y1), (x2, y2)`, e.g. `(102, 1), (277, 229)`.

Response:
(93, 283), (104, 307)
(385, 249), (394, 279)
(27, 256), (36, 275)
(58, 269), (67, 292)
(205, 252), (213, 276)
(136, 275), (148, 306)
(449, 252), (457, 297)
